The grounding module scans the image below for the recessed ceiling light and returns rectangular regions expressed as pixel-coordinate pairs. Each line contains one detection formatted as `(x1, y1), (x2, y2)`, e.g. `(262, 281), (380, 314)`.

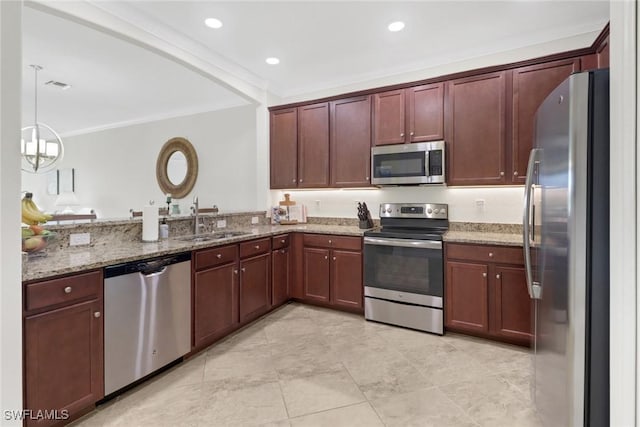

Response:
(204, 18), (223, 29)
(265, 57), (280, 65)
(388, 21), (405, 32)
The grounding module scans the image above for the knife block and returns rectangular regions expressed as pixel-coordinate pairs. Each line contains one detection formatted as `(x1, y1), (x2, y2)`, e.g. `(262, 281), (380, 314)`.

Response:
(359, 210), (374, 229)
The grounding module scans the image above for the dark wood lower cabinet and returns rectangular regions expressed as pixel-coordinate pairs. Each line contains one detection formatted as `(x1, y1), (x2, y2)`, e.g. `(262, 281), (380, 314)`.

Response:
(445, 243), (532, 346)
(239, 253), (271, 323)
(24, 298), (103, 427)
(193, 262), (239, 347)
(303, 247), (331, 302)
(330, 250), (363, 310)
(445, 261), (489, 333)
(493, 265), (533, 342)
(272, 247), (290, 307)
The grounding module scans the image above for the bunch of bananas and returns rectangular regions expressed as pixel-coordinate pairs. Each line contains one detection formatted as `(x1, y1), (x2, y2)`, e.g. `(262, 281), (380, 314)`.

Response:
(22, 193), (52, 225)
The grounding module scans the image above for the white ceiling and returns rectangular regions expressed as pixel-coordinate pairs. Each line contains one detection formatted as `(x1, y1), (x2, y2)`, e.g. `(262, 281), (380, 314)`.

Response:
(23, 1), (609, 136)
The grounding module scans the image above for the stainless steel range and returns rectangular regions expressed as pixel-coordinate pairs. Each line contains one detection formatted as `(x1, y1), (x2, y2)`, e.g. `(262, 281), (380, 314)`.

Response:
(363, 203), (448, 335)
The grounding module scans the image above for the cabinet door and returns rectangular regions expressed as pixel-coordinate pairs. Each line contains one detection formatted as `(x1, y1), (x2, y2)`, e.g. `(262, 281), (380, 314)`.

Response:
(330, 96), (372, 187)
(25, 299), (103, 427)
(330, 250), (363, 310)
(270, 108), (298, 189)
(240, 253), (271, 323)
(492, 266), (533, 343)
(597, 34), (609, 68)
(445, 261), (489, 333)
(303, 247), (330, 303)
(272, 248), (290, 307)
(407, 83), (444, 142)
(511, 59), (579, 183)
(373, 89), (406, 145)
(446, 72), (507, 185)
(298, 102), (330, 187)
(194, 263), (238, 347)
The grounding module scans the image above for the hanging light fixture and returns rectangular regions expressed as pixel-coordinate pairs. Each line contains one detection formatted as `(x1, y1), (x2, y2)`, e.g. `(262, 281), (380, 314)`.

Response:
(21, 65), (64, 173)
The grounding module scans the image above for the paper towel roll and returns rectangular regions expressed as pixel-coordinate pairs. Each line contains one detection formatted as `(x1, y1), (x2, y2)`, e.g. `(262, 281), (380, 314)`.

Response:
(142, 205), (159, 242)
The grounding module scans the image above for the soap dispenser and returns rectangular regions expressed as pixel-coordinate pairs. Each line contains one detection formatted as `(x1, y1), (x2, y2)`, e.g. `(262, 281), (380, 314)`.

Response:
(159, 218), (169, 240)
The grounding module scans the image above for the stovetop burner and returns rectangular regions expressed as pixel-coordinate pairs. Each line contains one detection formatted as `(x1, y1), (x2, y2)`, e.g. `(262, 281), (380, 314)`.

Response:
(364, 202), (449, 241)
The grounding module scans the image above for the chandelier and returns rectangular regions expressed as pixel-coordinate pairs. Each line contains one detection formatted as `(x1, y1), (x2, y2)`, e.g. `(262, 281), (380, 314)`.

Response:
(21, 65), (64, 174)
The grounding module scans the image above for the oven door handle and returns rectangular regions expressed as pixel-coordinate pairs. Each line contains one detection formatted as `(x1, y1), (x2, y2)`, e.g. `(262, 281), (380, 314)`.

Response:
(364, 237), (442, 250)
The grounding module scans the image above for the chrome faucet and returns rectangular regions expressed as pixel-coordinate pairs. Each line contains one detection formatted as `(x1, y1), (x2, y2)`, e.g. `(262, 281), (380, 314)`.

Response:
(192, 196), (204, 235)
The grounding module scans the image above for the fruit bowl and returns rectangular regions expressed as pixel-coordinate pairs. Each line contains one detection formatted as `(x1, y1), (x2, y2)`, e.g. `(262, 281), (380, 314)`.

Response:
(22, 231), (59, 255)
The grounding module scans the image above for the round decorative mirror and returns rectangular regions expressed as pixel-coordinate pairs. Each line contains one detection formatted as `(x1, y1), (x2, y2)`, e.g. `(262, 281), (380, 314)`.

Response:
(156, 137), (198, 199)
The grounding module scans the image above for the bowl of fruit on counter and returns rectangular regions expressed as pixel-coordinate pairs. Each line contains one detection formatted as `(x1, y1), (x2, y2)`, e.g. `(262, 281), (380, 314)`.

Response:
(21, 193), (57, 256)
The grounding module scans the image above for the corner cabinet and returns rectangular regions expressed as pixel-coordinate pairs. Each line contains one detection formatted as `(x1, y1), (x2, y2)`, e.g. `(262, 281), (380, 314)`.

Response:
(24, 270), (104, 427)
(300, 234), (363, 312)
(445, 243), (533, 346)
(445, 71), (508, 185)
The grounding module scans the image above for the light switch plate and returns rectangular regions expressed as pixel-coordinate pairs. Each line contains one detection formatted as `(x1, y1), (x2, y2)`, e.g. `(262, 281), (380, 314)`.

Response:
(251, 216), (259, 224)
(70, 233), (90, 246)
(217, 220), (226, 228)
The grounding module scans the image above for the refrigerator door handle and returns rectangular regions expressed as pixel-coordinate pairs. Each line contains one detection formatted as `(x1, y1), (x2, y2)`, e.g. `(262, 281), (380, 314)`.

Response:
(523, 148), (542, 300)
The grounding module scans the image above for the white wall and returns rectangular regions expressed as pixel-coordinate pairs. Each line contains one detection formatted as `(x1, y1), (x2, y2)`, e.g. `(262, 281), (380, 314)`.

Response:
(0, 1), (23, 423)
(22, 105), (258, 218)
(271, 187), (523, 224)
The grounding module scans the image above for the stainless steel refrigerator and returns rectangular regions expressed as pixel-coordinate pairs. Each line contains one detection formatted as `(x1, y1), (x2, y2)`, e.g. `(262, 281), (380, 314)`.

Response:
(523, 69), (609, 426)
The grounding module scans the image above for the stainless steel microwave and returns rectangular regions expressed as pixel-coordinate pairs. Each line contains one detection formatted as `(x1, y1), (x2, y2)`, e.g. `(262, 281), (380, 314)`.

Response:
(371, 141), (446, 185)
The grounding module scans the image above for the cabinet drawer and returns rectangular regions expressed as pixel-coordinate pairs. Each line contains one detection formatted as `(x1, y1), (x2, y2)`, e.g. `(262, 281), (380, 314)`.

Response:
(303, 234), (362, 251)
(240, 238), (271, 258)
(446, 243), (524, 265)
(25, 270), (102, 313)
(195, 244), (238, 270)
(272, 234), (290, 250)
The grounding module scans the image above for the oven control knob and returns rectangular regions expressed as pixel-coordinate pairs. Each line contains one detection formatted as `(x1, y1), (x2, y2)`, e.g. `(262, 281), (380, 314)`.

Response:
(427, 208), (433, 214)
(386, 208), (392, 214)
(433, 208), (439, 214)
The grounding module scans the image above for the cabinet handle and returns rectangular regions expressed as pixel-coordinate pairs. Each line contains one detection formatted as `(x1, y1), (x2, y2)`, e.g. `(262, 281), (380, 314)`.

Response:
(281, 249), (286, 254)
(489, 252), (494, 258)
(410, 132), (414, 136)
(216, 254), (222, 259)
(234, 269), (238, 274)
(365, 176), (369, 180)
(500, 171), (505, 176)
(513, 171), (518, 176)
(292, 179), (296, 183)
(496, 274), (501, 279)
(94, 312), (101, 318)
(482, 272), (487, 278)
(281, 239), (285, 243)
(241, 267), (246, 272)
(324, 256), (328, 260)
(333, 256), (336, 261)
(328, 239), (332, 244)
(400, 132), (405, 137)
(64, 286), (72, 294)
(254, 245), (260, 250)
(299, 179), (303, 183)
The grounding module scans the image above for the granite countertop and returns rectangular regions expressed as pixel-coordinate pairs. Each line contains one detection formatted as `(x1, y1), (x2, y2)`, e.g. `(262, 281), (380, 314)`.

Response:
(23, 224), (366, 282)
(443, 230), (523, 247)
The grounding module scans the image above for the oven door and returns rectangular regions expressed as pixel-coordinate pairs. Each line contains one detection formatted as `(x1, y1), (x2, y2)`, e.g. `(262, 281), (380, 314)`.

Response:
(364, 236), (443, 308)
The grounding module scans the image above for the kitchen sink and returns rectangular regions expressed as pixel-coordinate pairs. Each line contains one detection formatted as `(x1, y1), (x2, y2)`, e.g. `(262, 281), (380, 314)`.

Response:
(174, 231), (252, 242)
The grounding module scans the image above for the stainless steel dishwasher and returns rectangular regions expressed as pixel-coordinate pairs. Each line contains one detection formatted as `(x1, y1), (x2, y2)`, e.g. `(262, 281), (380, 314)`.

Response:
(104, 252), (191, 395)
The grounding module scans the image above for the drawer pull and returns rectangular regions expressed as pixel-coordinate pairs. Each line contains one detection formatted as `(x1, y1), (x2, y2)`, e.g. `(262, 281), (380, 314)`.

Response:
(241, 267), (246, 272)
(94, 312), (101, 318)
(216, 254), (222, 259)
(281, 239), (285, 243)
(328, 240), (332, 244)
(281, 249), (286, 254)
(496, 274), (501, 279)
(488, 252), (494, 258)
(324, 256), (328, 260)
(254, 245), (260, 250)
(333, 256), (336, 261)
(234, 269), (238, 275)
(64, 286), (72, 294)
(482, 272), (487, 278)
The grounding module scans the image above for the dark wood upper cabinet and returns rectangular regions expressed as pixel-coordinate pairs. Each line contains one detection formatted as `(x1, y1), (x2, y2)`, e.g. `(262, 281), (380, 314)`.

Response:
(407, 83), (444, 142)
(446, 71), (508, 186)
(511, 58), (579, 183)
(25, 298), (104, 427)
(239, 253), (271, 323)
(298, 102), (330, 187)
(597, 34), (609, 69)
(330, 96), (372, 187)
(330, 249), (363, 310)
(373, 89), (406, 145)
(270, 108), (298, 189)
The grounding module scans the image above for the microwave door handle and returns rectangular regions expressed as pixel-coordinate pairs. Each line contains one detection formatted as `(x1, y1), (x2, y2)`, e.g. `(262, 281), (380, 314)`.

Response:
(425, 150), (430, 177)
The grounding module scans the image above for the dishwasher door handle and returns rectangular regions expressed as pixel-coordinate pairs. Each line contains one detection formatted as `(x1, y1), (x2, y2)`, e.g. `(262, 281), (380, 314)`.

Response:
(142, 266), (168, 278)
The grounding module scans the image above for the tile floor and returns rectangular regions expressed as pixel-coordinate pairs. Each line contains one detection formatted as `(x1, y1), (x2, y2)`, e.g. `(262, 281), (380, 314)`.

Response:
(72, 302), (541, 427)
